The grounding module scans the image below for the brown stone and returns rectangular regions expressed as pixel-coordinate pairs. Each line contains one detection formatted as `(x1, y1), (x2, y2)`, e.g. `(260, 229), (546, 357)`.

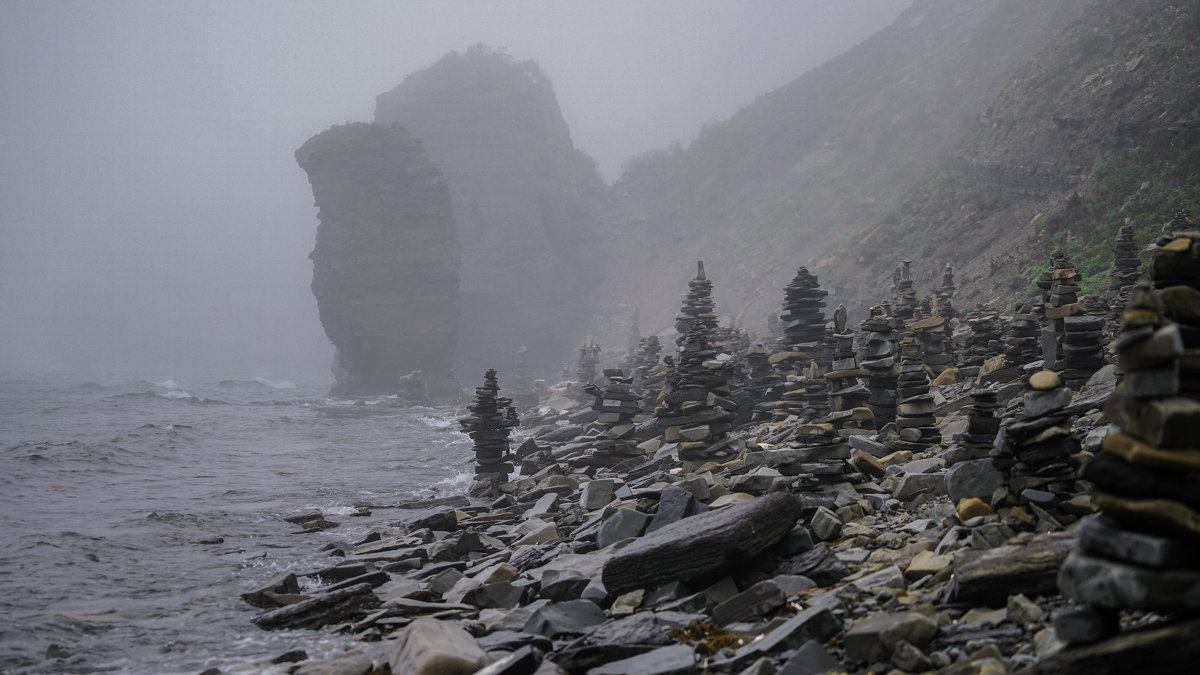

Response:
(957, 497), (993, 521)
(1102, 431), (1200, 471)
(1093, 492), (1200, 538)
(1029, 370), (1061, 391)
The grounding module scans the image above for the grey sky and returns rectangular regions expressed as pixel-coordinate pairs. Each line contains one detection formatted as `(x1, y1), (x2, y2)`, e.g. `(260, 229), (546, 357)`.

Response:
(0, 0), (908, 382)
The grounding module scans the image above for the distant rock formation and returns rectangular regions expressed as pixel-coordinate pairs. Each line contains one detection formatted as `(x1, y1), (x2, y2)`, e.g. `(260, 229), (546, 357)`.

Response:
(296, 123), (460, 397)
(374, 45), (608, 381)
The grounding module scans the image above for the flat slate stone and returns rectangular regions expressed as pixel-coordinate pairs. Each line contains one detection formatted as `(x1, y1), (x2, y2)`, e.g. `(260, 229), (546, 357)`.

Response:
(1078, 513), (1200, 569)
(585, 644), (696, 675)
(602, 492), (802, 596)
(1057, 550), (1200, 611)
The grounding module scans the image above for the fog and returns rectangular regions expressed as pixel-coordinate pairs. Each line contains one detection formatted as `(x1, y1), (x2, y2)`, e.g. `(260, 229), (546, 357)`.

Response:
(0, 0), (908, 384)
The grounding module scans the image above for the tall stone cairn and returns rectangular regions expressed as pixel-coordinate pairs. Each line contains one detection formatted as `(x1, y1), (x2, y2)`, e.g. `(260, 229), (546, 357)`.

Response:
(576, 336), (601, 385)
(948, 387), (1003, 465)
(890, 332), (939, 450)
(910, 313), (952, 377)
(674, 261), (718, 347)
(859, 306), (900, 427)
(937, 263), (957, 323)
(991, 370), (1079, 525)
(1110, 223), (1141, 290)
(633, 335), (664, 408)
(960, 310), (1004, 370)
(459, 369), (519, 480)
(1041, 251), (1084, 359)
(655, 319), (738, 462)
(772, 267), (832, 420)
(892, 260), (918, 322)
(514, 345), (539, 412)
(827, 304), (872, 421)
(1057, 265), (1200, 645)
(1057, 315), (1106, 390)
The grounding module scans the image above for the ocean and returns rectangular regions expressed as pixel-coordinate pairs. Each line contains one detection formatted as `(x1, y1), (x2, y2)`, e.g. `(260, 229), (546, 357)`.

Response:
(0, 374), (475, 674)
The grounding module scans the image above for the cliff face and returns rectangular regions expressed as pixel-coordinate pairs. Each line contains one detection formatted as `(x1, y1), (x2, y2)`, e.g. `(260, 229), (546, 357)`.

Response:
(296, 123), (461, 397)
(600, 0), (1096, 335)
(374, 46), (609, 382)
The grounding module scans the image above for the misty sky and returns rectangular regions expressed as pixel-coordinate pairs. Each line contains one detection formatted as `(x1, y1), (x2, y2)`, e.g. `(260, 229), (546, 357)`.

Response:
(0, 0), (909, 383)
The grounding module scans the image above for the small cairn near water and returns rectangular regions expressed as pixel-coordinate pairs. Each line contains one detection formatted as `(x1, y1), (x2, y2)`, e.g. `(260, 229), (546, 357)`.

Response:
(459, 369), (519, 482)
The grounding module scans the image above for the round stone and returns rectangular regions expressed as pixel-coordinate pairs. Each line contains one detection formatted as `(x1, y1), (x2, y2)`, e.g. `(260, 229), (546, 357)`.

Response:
(1029, 370), (1061, 391)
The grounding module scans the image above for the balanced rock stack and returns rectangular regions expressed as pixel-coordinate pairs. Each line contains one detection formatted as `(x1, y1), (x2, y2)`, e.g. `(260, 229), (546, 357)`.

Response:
(1154, 229), (1200, 394)
(773, 361), (831, 422)
(948, 387), (1003, 464)
(674, 261), (718, 346)
(960, 311), (1004, 372)
(991, 370), (1079, 528)
(826, 304), (872, 419)
(1110, 223), (1141, 290)
(890, 333), (939, 450)
(743, 343), (783, 421)
(1056, 275), (1200, 646)
(575, 336), (601, 386)
(1160, 207), (1193, 240)
(1043, 252), (1084, 354)
(459, 369), (520, 481)
(937, 262), (957, 322)
(631, 335), (663, 399)
(513, 345), (539, 412)
(892, 260), (918, 322)
(744, 406), (872, 495)
(910, 313), (952, 377)
(860, 306), (900, 427)
(578, 369), (643, 464)
(775, 267), (830, 364)
(1056, 315), (1107, 390)
(1004, 302), (1042, 370)
(654, 319), (738, 462)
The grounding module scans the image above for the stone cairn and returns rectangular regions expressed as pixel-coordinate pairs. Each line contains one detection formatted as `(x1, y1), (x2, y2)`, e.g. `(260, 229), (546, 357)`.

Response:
(675, 261), (718, 346)
(936, 262), (957, 323)
(947, 387), (1002, 465)
(910, 313), (952, 378)
(1003, 301), (1041, 371)
(576, 336), (601, 386)
(826, 304), (872, 423)
(1057, 314), (1106, 390)
(743, 343), (782, 421)
(621, 309), (641, 373)
(1057, 254), (1200, 645)
(889, 331), (939, 451)
(772, 267), (832, 421)
(513, 345), (539, 412)
(991, 370), (1080, 528)
(459, 369), (519, 481)
(1110, 222), (1141, 290)
(654, 319), (738, 463)
(1041, 251), (1084, 363)
(578, 369), (643, 465)
(959, 311), (1004, 374)
(891, 260), (918, 322)
(631, 335), (663, 401)
(859, 306), (900, 427)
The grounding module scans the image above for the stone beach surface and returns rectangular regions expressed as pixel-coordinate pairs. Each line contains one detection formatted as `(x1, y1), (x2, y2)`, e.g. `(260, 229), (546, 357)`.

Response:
(226, 234), (1200, 674)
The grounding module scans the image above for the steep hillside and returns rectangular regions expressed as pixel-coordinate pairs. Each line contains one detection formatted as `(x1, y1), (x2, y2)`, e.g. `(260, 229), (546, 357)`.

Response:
(845, 0), (1200, 312)
(600, 0), (1095, 338)
(375, 46), (610, 381)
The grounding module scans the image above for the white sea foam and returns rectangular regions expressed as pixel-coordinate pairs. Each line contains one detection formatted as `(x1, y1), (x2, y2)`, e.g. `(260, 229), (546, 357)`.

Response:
(154, 379), (183, 390)
(161, 389), (191, 400)
(254, 377), (296, 390)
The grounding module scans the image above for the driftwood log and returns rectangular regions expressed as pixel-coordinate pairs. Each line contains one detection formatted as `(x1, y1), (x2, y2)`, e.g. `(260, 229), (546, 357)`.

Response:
(949, 531), (1075, 605)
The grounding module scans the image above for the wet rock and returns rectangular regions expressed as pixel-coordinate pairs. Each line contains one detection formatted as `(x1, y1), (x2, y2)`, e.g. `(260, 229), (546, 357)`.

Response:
(294, 649), (373, 675)
(252, 583), (380, 631)
(388, 617), (487, 675)
(596, 508), (652, 549)
(602, 492), (802, 596)
(242, 573), (301, 609)
(523, 599), (606, 637)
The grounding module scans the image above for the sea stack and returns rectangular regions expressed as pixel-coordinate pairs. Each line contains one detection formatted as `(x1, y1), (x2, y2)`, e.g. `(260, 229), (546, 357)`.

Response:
(296, 123), (461, 397)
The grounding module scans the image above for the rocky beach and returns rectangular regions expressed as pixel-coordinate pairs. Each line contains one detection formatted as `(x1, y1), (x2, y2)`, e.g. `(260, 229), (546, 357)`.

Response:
(214, 227), (1200, 675)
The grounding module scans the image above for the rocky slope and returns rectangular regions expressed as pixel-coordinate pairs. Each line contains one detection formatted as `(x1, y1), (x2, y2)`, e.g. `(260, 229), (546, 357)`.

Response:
(375, 46), (610, 383)
(296, 123), (461, 397)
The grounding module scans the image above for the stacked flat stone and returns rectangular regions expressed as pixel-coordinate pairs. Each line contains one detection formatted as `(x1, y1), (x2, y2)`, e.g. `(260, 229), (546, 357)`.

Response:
(576, 336), (601, 385)
(1160, 207), (1193, 240)
(860, 306), (900, 427)
(1004, 302), (1041, 369)
(1154, 229), (1200, 394)
(744, 343), (783, 421)
(713, 322), (751, 390)
(889, 332), (939, 450)
(960, 311), (1004, 369)
(826, 305), (872, 424)
(745, 407), (875, 493)
(1043, 252), (1084, 359)
(949, 388), (1003, 464)
(459, 369), (519, 480)
(514, 345), (538, 411)
(1056, 314), (1107, 390)
(674, 261), (718, 347)
(910, 314), (952, 376)
(892, 260), (918, 322)
(1110, 223), (1141, 290)
(1057, 273), (1200, 644)
(776, 267), (830, 359)
(578, 369), (643, 462)
(991, 370), (1079, 524)
(655, 319), (738, 462)
(632, 335), (663, 397)
(773, 361), (831, 422)
(937, 263), (957, 321)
